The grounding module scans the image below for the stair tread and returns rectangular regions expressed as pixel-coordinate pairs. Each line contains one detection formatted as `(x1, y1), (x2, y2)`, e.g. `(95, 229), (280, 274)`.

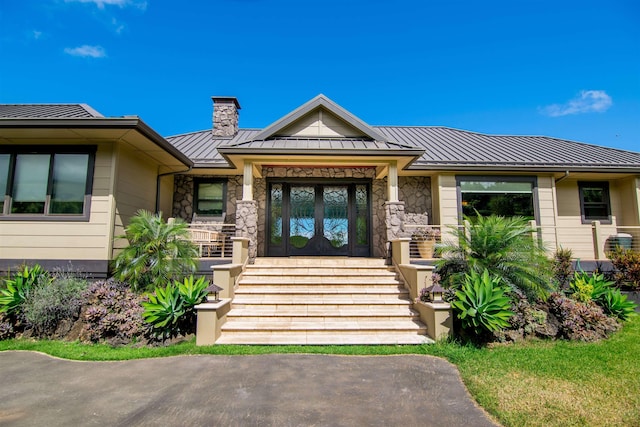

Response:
(215, 331), (432, 345)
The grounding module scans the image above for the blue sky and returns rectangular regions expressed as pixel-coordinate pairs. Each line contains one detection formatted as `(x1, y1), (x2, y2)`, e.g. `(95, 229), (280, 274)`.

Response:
(1, 0), (639, 152)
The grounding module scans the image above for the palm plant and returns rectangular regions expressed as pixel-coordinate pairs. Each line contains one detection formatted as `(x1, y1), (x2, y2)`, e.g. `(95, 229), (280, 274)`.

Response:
(113, 210), (198, 292)
(436, 213), (554, 301)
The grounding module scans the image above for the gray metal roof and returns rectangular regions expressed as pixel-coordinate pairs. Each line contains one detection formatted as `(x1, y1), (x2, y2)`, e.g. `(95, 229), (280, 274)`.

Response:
(0, 104), (103, 118)
(167, 125), (640, 171)
(374, 126), (640, 170)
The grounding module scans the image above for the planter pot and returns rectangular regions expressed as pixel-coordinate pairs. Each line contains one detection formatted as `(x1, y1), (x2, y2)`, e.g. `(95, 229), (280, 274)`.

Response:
(416, 239), (436, 258)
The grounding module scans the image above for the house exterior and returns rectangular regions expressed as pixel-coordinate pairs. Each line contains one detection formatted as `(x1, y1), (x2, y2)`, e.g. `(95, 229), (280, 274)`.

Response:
(2, 95), (640, 277)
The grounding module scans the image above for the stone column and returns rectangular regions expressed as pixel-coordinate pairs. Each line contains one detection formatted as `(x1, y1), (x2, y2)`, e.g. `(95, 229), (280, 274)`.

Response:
(236, 200), (258, 263)
(384, 200), (405, 247)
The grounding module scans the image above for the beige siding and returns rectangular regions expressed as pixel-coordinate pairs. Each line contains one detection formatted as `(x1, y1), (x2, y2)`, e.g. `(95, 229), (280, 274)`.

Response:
(279, 109), (365, 138)
(536, 176), (558, 250)
(0, 143), (114, 261)
(158, 174), (174, 219)
(436, 174), (459, 228)
(111, 145), (159, 257)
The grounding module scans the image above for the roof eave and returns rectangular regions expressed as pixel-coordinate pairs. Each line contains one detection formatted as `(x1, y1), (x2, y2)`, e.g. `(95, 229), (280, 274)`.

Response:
(0, 117), (193, 168)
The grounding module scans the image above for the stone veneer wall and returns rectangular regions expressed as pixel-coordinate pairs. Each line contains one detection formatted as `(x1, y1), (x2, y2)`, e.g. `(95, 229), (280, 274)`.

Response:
(172, 172), (432, 258)
(212, 102), (239, 137)
(399, 176), (432, 220)
(172, 175), (242, 224)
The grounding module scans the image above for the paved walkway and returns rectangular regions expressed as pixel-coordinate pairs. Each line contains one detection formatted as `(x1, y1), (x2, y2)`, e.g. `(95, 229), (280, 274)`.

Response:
(0, 351), (498, 427)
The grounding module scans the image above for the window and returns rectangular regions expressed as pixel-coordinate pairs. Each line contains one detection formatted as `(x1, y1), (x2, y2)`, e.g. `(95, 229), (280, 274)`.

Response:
(0, 147), (95, 220)
(194, 179), (226, 218)
(578, 181), (611, 224)
(457, 176), (537, 220)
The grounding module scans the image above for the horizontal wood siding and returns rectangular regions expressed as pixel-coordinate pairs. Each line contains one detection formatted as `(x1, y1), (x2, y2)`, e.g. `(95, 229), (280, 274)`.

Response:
(0, 143), (114, 261)
(437, 174), (459, 228)
(111, 146), (159, 256)
(537, 175), (558, 250)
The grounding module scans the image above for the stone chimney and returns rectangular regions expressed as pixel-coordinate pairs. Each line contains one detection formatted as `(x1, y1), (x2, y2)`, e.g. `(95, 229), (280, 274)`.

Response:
(211, 96), (241, 137)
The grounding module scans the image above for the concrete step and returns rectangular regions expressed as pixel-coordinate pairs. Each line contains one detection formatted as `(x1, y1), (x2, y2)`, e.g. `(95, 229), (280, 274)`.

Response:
(238, 277), (400, 286)
(222, 317), (426, 331)
(234, 285), (406, 294)
(215, 330), (432, 345)
(231, 294), (411, 305)
(227, 305), (419, 317)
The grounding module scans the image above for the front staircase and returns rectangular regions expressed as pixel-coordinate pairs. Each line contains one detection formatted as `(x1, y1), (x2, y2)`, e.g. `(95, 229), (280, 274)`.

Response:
(216, 257), (431, 345)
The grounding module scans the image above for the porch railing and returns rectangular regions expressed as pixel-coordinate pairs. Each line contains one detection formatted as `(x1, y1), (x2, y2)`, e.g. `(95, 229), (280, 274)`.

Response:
(406, 221), (640, 261)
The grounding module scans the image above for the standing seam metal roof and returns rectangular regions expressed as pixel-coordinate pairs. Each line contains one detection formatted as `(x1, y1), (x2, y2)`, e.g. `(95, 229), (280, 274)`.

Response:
(166, 125), (640, 170)
(0, 104), (103, 118)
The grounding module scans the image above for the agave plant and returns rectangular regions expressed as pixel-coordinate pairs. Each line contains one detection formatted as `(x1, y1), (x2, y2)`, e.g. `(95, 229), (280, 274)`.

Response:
(437, 213), (554, 301)
(569, 271), (613, 303)
(113, 210), (198, 292)
(598, 289), (637, 321)
(175, 275), (208, 306)
(451, 269), (514, 335)
(141, 283), (185, 338)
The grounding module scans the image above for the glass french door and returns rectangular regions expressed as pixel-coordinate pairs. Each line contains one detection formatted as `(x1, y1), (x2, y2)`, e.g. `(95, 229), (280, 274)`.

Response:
(267, 181), (370, 257)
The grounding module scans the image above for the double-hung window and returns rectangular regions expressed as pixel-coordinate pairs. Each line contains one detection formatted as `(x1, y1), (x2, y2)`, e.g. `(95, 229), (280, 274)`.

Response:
(578, 181), (611, 224)
(0, 147), (96, 220)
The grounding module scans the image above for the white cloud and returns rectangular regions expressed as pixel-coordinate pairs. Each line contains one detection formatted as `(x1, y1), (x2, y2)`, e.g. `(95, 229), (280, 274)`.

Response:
(541, 90), (613, 117)
(32, 30), (43, 40)
(64, 45), (107, 58)
(64, 0), (147, 10)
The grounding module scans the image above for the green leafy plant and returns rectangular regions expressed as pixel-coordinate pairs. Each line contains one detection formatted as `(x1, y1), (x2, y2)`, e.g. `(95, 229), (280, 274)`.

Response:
(0, 265), (51, 315)
(113, 210), (198, 292)
(569, 271), (613, 303)
(598, 289), (637, 321)
(437, 213), (554, 301)
(142, 282), (185, 339)
(451, 269), (514, 336)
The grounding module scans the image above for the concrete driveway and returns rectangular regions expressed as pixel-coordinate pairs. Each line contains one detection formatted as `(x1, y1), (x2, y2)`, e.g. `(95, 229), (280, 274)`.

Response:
(0, 351), (498, 426)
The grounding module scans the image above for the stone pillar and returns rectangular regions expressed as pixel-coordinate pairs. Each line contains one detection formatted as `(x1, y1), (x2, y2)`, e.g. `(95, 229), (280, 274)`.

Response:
(384, 201), (405, 242)
(236, 200), (258, 263)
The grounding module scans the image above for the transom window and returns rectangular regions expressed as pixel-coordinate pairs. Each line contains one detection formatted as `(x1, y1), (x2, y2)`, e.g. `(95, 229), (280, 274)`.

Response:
(457, 176), (536, 220)
(0, 147), (95, 220)
(578, 181), (611, 224)
(194, 179), (226, 218)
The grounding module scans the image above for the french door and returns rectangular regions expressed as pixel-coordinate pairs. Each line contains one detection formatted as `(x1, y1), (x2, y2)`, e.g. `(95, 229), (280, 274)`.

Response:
(267, 181), (371, 257)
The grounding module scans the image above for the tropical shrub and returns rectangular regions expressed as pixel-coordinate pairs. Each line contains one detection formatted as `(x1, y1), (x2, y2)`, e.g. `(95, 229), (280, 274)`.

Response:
(22, 276), (88, 337)
(0, 265), (51, 315)
(451, 269), (514, 337)
(81, 279), (146, 344)
(142, 275), (208, 339)
(607, 247), (640, 290)
(112, 210), (198, 292)
(437, 213), (554, 301)
(552, 248), (573, 290)
(547, 293), (620, 342)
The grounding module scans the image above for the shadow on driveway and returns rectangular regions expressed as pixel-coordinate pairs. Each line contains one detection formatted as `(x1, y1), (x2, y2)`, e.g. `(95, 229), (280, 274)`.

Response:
(0, 351), (498, 426)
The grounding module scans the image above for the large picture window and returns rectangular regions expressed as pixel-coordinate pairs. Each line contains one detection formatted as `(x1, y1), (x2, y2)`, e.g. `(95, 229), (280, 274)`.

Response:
(194, 179), (226, 218)
(0, 147), (95, 220)
(578, 181), (611, 224)
(457, 176), (536, 220)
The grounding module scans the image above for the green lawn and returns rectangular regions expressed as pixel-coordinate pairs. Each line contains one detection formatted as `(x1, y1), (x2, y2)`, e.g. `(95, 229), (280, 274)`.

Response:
(1, 317), (639, 427)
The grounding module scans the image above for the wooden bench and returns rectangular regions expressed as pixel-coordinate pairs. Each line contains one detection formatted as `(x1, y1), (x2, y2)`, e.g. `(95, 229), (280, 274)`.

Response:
(188, 228), (226, 258)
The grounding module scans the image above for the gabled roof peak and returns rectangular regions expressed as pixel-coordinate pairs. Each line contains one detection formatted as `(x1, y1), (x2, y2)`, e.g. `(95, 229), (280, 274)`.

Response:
(246, 94), (391, 144)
